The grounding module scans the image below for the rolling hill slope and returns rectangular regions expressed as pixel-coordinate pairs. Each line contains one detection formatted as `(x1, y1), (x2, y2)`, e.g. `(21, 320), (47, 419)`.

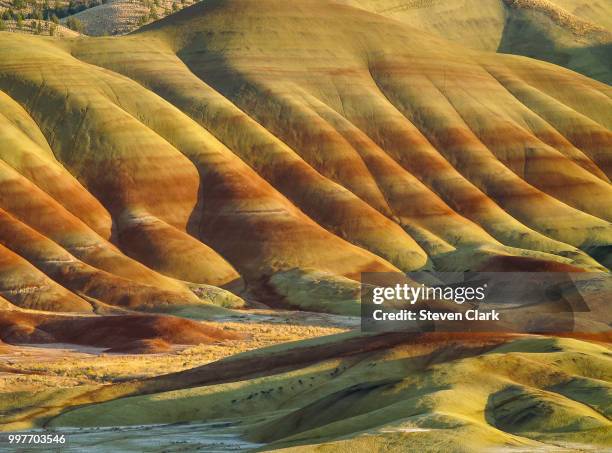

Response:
(338, 0), (612, 83)
(0, 0), (610, 329)
(0, 2), (610, 450)
(2, 332), (609, 451)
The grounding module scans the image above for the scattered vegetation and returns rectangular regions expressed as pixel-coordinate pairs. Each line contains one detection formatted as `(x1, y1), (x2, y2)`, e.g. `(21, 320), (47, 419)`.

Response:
(0, 0), (199, 35)
(0, 0), (101, 22)
(65, 14), (81, 30)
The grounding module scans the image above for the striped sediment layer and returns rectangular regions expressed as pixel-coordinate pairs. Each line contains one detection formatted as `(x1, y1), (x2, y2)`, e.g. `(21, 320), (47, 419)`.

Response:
(0, 0), (609, 322)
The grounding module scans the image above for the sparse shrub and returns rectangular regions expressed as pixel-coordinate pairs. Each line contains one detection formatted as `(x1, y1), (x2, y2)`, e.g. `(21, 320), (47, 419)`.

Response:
(66, 16), (83, 32)
(51, 13), (59, 23)
(172, 2), (178, 11)
(49, 22), (56, 35)
(149, 5), (158, 20)
(0, 18), (5, 31)
(16, 13), (24, 29)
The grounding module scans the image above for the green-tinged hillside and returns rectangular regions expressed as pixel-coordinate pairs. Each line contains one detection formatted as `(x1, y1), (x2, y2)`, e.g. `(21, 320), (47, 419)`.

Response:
(1, 333), (607, 451)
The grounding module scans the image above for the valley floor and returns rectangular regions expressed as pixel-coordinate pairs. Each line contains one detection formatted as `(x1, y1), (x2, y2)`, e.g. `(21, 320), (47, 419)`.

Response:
(0, 310), (352, 393)
(0, 320), (610, 452)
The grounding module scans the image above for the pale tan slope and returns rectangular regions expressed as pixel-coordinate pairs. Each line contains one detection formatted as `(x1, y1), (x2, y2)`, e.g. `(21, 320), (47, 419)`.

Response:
(337, 0), (612, 83)
(61, 0), (151, 36)
(338, 0), (509, 51)
(337, 0), (612, 48)
(61, 0), (197, 36)
(551, 0), (612, 30)
(0, 0), (610, 323)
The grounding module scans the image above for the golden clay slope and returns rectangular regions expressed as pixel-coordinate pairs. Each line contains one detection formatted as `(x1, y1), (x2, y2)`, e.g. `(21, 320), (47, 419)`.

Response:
(338, 0), (612, 83)
(0, 0), (610, 320)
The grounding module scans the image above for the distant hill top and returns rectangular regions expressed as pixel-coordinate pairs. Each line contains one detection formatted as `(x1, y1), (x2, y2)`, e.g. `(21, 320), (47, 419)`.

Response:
(338, 0), (612, 83)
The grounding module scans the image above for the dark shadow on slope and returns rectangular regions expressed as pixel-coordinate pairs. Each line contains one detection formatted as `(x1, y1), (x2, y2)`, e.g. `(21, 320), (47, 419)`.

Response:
(497, 8), (612, 84)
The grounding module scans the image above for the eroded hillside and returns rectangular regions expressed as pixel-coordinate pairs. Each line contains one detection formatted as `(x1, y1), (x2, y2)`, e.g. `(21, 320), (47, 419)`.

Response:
(0, 2), (610, 450)
(0, 0), (610, 329)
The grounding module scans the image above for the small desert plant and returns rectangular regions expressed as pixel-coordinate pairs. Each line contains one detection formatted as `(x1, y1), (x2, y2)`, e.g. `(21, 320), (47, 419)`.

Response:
(66, 16), (83, 32)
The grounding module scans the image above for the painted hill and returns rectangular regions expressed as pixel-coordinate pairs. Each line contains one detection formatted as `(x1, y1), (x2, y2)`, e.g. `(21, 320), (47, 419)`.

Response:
(338, 0), (612, 83)
(2, 332), (609, 450)
(3, 0), (611, 84)
(0, 2), (610, 449)
(0, 309), (242, 353)
(0, 0), (610, 333)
